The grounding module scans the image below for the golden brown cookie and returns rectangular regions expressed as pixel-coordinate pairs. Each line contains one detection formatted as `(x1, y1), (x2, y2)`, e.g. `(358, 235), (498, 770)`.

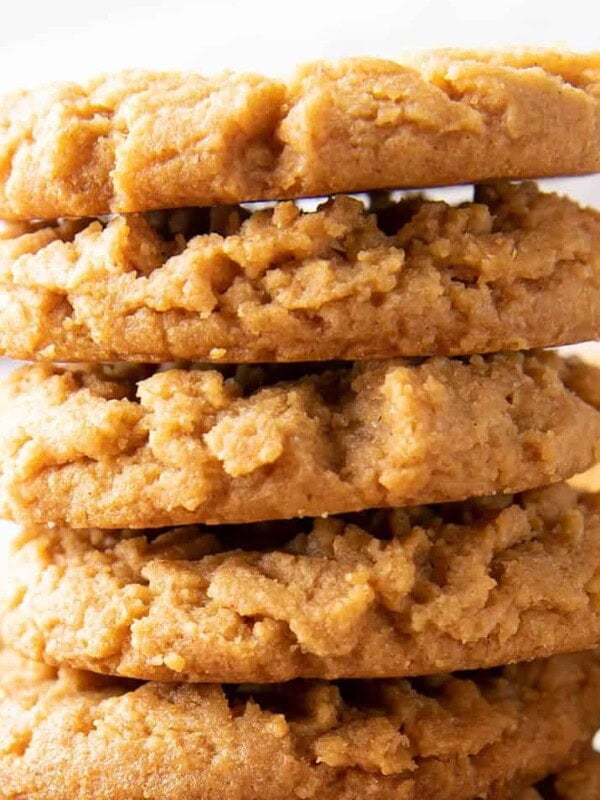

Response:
(570, 463), (600, 492)
(520, 787), (544, 799)
(1, 647), (599, 799)
(0, 50), (599, 220)
(3, 182), (600, 363)
(1, 353), (600, 528)
(520, 789), (543, 799)
(4, 483), (600, 683)
(523, 751), (600, 798)
(546, 751), (600, 799)
(521, 757), (600, 798)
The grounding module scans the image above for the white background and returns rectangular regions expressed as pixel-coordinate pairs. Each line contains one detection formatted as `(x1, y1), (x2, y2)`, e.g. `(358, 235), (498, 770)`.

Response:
(0, 0), (599, 556)
(0, 0), (599, 87)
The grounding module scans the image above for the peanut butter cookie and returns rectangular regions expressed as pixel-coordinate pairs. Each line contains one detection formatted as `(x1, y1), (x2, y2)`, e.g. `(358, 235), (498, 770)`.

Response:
(1, 353), (600, 528)
(1, 50), (599, 219)
(523, 751), (600, 798)
(1, 647), (599, 799)
(546, 751), (600, 799)
(4, 483), (600, 682)
(3, 182), (600, 363)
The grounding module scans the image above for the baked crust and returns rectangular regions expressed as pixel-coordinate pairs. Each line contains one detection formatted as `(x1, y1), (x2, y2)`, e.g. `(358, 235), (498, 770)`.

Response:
(1, 353), (600, 528)
(549, 751), (600, 799)
(3, 182), (600, 362)
(0, 648), (599, 799)
(0, 50), (599, 218)
(523, 751), (600, 798)
(4, 483), (600, 682)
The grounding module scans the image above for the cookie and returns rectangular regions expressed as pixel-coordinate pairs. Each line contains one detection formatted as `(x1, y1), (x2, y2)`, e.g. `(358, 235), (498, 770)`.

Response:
(3, 182), (600, 363)
(526, 752), (600, 799)
(4, 482), (600, 682)
(570, 462), (600, 492)
(2, 353), (600, 528)
(1, 647), (599, 799)
(0, 50), (599, 219)
(546, 752), (600, 799)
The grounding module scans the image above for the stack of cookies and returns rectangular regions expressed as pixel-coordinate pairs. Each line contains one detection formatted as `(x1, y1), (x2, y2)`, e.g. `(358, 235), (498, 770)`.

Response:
(1, 49), (600, 799)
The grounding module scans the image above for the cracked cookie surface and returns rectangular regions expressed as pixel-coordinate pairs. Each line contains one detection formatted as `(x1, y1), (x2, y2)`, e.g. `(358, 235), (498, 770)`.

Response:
(3, 182), (600, 362)
(0, 648), (599, 799)
(0, 50), (599, 219)
(4, 483), (600, 682)
(1, 353), (600, 528)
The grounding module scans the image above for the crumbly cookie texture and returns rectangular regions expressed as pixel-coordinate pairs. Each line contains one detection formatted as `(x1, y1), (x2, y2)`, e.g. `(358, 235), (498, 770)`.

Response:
(2, 353), (600, 528)
(1, 648), (599, 800)
(0, 50), (599, 219)
(521, 752), (600, 799)
(4, 483), (600, 682)
(548, 751), (600, 799)
(3, 182), (600, 363)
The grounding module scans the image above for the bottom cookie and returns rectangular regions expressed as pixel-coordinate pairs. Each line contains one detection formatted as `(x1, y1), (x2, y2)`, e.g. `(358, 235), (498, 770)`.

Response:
(1, 648), (599, 800)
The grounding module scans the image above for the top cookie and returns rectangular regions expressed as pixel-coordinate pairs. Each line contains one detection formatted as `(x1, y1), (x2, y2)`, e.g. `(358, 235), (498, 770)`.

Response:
(1, 49), (599, 219)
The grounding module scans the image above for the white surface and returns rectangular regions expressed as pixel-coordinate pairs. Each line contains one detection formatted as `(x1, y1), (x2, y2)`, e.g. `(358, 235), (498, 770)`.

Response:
(0, 0), (599, 89)
(0, 0), (599, 561)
